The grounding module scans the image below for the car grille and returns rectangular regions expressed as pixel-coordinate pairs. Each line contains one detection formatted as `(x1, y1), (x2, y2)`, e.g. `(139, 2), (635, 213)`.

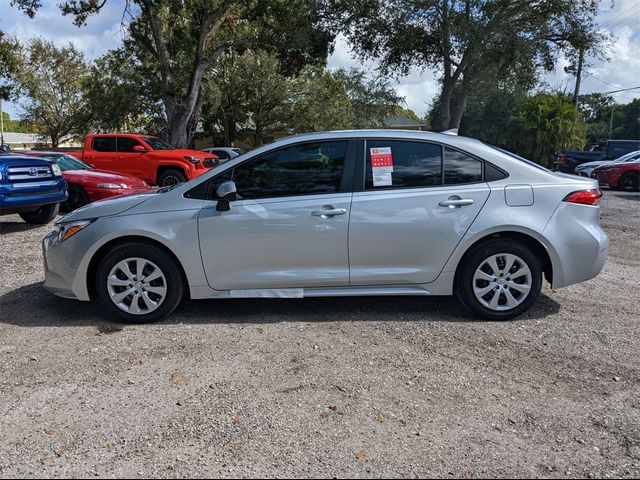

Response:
(7, 166), (54, 182)
(6, 189), (61, 198)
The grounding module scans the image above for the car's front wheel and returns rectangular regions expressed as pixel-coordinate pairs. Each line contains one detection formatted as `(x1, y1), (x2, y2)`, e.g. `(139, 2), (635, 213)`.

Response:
(456, 239), (543, 321)
(96, 243), (185, 323)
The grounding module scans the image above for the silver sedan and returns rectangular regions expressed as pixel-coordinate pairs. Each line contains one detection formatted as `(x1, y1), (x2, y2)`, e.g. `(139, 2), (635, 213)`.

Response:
(42, 130), (608, 322)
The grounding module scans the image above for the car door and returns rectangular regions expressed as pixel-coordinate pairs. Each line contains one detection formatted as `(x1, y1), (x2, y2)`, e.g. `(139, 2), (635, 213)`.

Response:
(88, 136), (118, 170)
(116, 136), (147, 178)
(197, 139), (355, 291)
(348, 139), (491, 286)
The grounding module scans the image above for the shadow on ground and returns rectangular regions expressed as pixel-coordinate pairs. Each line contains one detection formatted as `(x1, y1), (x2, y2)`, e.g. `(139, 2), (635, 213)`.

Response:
(0, 281), (561, 327)
(0, 221), (47, 234)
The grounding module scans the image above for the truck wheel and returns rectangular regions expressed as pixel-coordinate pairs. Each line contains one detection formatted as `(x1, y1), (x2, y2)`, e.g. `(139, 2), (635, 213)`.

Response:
(158, 169), (186, 187)
(19, 203), (60, 224)
(456, 239), (543, 321)
(64, 185), (90, 211)
(96, 242), (185, 323)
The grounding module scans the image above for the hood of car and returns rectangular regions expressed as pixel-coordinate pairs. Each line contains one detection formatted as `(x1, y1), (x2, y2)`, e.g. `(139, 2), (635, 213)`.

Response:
(151, 149), (218, 159)
(577, 160), (611, 169)
(62, 168), (149, 187)
(58, 192), (156, 223)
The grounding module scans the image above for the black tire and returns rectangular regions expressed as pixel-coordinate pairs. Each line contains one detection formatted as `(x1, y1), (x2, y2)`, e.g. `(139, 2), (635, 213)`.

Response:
(96, 242), (185, 323)
(455, 239), (543, 321)
(158, 169), (187, 187)
(19, 203), (60, 224)
(618, 173), (639, 192)
(63, 185), (90, 212)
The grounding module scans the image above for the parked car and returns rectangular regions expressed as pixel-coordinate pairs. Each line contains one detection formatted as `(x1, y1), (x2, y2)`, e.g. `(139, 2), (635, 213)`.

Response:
(575, 150), (640, 177)
(591, 156), (640, 191)
(554, 139), (640, 173)
(201, 147), (244, 162)
(1, 154), (67, 224)
(43, 130), (608, 323)
(26, 151), (153, 211)
(64, 134), (220, 186)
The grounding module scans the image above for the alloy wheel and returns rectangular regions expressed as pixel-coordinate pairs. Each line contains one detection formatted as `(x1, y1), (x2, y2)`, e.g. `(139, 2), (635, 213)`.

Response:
(107, 257), (167, 315)
(472, 253), (532, 311)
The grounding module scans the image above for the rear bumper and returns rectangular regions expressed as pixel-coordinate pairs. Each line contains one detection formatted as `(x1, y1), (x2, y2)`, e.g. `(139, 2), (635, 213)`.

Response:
(543, 202), (608, 289)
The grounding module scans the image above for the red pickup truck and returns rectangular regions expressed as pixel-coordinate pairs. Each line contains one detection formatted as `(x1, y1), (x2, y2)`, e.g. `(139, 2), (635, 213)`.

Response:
(67, 134), (219, 186)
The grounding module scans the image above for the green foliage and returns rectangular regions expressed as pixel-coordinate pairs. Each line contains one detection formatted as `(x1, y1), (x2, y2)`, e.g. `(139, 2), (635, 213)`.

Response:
(86, 49), (166, 134)
(610, 99), (640, 140)
(508, 93), (587, 167)
(14, 38), (91, 146)
(1, 112), (39, 133)
(0, 31), (20, 100)
(332, 68), (404, 128)
(329, 0), (604, 130)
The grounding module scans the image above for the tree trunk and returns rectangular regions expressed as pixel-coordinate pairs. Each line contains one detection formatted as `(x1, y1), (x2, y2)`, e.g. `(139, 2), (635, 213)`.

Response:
(450, 72), (472, 129)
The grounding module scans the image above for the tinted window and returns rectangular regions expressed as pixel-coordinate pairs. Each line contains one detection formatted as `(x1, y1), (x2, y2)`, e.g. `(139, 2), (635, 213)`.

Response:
(444, 147), (482, 184)
(232, 141), (347, 199)
(365, 140), (442, 189)
(92, 137), (117, 152)
(118, 137), (143, 152)
(185, 169), (233, 200)
(211, 149), (229, 159)
(142, 137), (174, 150)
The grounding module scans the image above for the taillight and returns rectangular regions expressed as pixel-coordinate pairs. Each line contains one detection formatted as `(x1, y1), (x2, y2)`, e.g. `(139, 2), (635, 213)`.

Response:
(563, 189), (603, 205)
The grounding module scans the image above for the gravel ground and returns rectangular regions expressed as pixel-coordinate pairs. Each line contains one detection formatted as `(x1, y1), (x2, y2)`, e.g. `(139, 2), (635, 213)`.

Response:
(0, 190), (639, 479)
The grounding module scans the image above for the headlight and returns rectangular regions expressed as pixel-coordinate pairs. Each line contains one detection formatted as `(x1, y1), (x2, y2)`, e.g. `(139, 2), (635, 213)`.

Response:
(184, 156), (203, 164)
(51, 163), (62, 176)
(56, 219), (95, 242)
(97, 183), (126, 189)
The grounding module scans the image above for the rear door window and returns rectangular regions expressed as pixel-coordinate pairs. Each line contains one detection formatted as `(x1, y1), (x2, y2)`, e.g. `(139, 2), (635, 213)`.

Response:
(444, 147), (483, 184)
(365, 140), (442, 190)
(92, 137), (117, 152)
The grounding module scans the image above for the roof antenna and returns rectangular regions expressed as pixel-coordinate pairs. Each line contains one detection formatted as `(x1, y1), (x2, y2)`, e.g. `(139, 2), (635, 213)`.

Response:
(441, 128), (458, 135)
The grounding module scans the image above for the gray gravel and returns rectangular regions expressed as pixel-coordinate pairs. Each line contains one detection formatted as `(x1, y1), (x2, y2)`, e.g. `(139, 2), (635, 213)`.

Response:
(1, 190), (639, 479)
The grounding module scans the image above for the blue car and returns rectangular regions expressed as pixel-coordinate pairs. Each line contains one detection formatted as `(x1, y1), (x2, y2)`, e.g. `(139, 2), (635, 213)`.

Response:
(1, 153), (68, 224)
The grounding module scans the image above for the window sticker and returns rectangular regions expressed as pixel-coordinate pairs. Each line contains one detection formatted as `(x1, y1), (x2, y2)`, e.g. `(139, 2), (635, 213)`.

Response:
(370, 147), (394, 186)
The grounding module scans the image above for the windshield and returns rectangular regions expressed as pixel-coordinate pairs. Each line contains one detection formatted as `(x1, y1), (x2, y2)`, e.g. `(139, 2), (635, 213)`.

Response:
(142, 137), (175, 150)
(485, 144), (551, 172)
(614, 150), (640, 163)
(43, 154), (92, 171)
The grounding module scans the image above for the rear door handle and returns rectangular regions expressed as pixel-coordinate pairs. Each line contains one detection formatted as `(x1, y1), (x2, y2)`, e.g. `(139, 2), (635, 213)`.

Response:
(311, 206), (347, 218)
(439, 196), (474, 208)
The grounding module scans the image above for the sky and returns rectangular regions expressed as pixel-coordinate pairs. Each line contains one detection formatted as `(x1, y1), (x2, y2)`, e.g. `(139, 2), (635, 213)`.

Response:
(2, 0), (640, 119)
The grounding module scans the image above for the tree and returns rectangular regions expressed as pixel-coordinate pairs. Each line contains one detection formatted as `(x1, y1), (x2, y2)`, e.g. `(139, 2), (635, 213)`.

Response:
(202, 50), (291, 148)
(85, 49), (165, 134)
(578, 93), (614, 145)
(329, 0), (604, 131)
(333, 68), (404, 128)
(507, 93), (586, 167)
(289, 66), (352, 133)
(0, 31), (20, 100)
(15, 38), (90, 147)
(12, 0), (334, 148)
(610, 99), (640, 140)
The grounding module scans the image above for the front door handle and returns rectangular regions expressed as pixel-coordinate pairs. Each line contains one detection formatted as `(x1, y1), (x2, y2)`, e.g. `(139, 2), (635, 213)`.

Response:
(311, 206), (347, 218)
(439, 196), (474, 208)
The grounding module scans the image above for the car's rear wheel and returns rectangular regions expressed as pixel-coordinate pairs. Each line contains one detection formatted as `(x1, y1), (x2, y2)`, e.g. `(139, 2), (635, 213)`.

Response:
(64, 185), (90, 211)
(19, 203), (60, 224)
(96, 243), (185, 323)
(456, 239), (542, 321)
(619, 173), (639, 192)
(158, 169), (186, 187)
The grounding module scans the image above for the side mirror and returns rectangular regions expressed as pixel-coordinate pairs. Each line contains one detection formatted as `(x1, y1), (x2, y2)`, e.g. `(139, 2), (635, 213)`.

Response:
(216, 180), (237, 212)
(133, 145), (147, 153)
